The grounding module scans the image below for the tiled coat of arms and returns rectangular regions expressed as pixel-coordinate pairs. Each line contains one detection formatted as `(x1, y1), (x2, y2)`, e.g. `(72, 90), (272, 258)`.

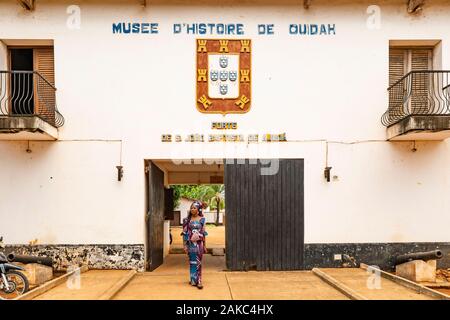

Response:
(196, 39), (251, 114)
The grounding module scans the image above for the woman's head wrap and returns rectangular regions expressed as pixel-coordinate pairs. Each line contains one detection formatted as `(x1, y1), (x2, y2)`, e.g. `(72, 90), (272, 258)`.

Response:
(191, 200), (204, 216)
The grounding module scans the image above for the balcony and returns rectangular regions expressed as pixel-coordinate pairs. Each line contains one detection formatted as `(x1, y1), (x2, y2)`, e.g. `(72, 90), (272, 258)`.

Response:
(382, 71), (450, 140)
(0, 71), (64, 140)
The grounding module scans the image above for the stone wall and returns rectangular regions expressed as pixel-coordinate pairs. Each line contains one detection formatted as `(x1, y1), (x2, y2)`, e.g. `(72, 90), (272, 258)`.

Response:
(304, 242), (450, 271)
(4, 244), (145, 272)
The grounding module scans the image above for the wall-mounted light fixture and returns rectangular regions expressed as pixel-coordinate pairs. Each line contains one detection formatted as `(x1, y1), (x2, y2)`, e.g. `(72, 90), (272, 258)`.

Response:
(324, 166), (332, 182)
(411, 141), (417, 152)
(26, 140), (32, 153)
(116, 165), (124, 181)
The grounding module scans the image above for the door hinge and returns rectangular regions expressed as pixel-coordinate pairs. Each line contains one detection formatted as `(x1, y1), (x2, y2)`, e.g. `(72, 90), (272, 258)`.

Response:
(145, 165), (150, 174)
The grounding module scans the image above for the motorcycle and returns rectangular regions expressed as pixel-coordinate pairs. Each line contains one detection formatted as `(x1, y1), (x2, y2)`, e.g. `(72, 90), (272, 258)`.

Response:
(0, 237), (29, 299)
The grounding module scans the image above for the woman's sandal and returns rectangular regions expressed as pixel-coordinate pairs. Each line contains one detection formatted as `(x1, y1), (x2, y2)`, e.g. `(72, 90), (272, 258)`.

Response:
(197, 283), (203, 289)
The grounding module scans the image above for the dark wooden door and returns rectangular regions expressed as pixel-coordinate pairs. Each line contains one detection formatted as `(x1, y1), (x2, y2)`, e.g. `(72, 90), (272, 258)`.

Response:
(146, 161), (165, 271)
(225, 159), (304, 271)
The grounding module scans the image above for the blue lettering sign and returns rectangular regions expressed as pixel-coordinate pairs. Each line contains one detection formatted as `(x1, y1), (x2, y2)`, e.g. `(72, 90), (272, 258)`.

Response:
(171, 23), (245, 35)
(112, 22), (159, 34)
(258, 24), (274, 35)
(132, 23), (140, 33)
(123, 23), (131, 34)
(289, 24), (297, 34)
(328, 24), (336, 35)
(289, 23), (336, 35)
(112, 23), (122, 33)
(150, 23), (158, 34)
(141, 23), (150, 33)
(198, 23), (206, 34)
(236, 24), (244, 35)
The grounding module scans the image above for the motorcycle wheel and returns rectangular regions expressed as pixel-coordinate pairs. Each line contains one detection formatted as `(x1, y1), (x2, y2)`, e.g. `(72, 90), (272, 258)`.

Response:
(0, 270), (30, 299)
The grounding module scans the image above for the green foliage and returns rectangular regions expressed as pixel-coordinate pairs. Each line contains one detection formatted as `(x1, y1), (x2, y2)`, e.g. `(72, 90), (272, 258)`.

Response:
(171, 184), (225, 210)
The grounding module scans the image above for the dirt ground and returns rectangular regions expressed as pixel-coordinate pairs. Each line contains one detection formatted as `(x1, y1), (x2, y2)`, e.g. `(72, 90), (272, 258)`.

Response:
(171, 225), (225, 249)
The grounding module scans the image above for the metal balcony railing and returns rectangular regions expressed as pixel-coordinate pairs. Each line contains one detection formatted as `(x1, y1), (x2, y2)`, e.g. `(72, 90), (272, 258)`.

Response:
(0, 71), (64, 128)
(381, 70), (450, 127)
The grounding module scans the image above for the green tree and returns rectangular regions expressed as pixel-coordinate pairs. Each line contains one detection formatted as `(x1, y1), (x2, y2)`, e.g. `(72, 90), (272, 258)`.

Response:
(197, 185), (225, 225)
(171, 184), (225, 225)
(208, 185), (225, 225)
(172, 185), (203, 209)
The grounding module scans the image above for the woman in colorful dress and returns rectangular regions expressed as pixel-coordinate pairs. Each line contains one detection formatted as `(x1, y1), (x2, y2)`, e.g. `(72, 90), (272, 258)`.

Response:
(181, 200), (208, 289)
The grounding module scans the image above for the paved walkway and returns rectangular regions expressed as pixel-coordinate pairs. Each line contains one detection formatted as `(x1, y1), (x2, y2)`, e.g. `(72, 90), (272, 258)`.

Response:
(25, 255), (447, 300)
(317, 268), (433, 300)
(113, 255), (347, 300)
(34, 270), (131, 300)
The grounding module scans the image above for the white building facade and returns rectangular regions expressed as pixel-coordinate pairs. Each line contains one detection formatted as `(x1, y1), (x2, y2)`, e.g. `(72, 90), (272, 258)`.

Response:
(0, 0), (449, 271)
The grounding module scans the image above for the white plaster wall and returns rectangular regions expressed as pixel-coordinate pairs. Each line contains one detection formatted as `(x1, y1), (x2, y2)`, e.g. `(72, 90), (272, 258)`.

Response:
(0, 0), (449, 245)
(176, 197), (193, 224)
(203, 211), (224, 224)
(0, 40), (7, 70)
(176, 200), (224, 224)
(163, 220), (170, 257)
(0, 140), (141, 244)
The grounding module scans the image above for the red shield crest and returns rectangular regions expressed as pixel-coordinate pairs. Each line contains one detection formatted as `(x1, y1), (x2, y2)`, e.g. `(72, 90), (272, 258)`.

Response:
(196, 39), (251, 114)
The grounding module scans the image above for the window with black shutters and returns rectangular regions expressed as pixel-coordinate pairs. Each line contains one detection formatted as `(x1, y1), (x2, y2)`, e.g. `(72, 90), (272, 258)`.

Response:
(389, 47), (433, 115)
(9, 46), (55, 121)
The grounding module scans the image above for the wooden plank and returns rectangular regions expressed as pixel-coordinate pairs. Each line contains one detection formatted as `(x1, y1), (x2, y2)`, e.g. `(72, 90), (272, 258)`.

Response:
(293, 160), (299, 269)
(225, 159), (304, 271)
(299, 160), (305, 269)
(230, 160), (237, 270)
(360, 263), (450, 300)
(240, 160), (246, 269)
(224, 160), (234, 270)
(285, 160), (291, 270)
(224, 160), (230, 269)
(235, 160), (241, 270)
(297, 159), (305, 267)
(250, 160), (257, 268)
(16, 265), (89, 300)
(243, 160), (249, 269)
(97, 270), (137, 300)
(262, 160), (269, 270)
(277, 159), (283, 270)
(290, 160), (297, 268)
(312, 268), (369, 300)
(257, 160), (264, 270)
(281, 160), (285, 270)
(295, 160), (303, 269)
(269, 159), (276, 270)
(147, 161), (165, 271)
